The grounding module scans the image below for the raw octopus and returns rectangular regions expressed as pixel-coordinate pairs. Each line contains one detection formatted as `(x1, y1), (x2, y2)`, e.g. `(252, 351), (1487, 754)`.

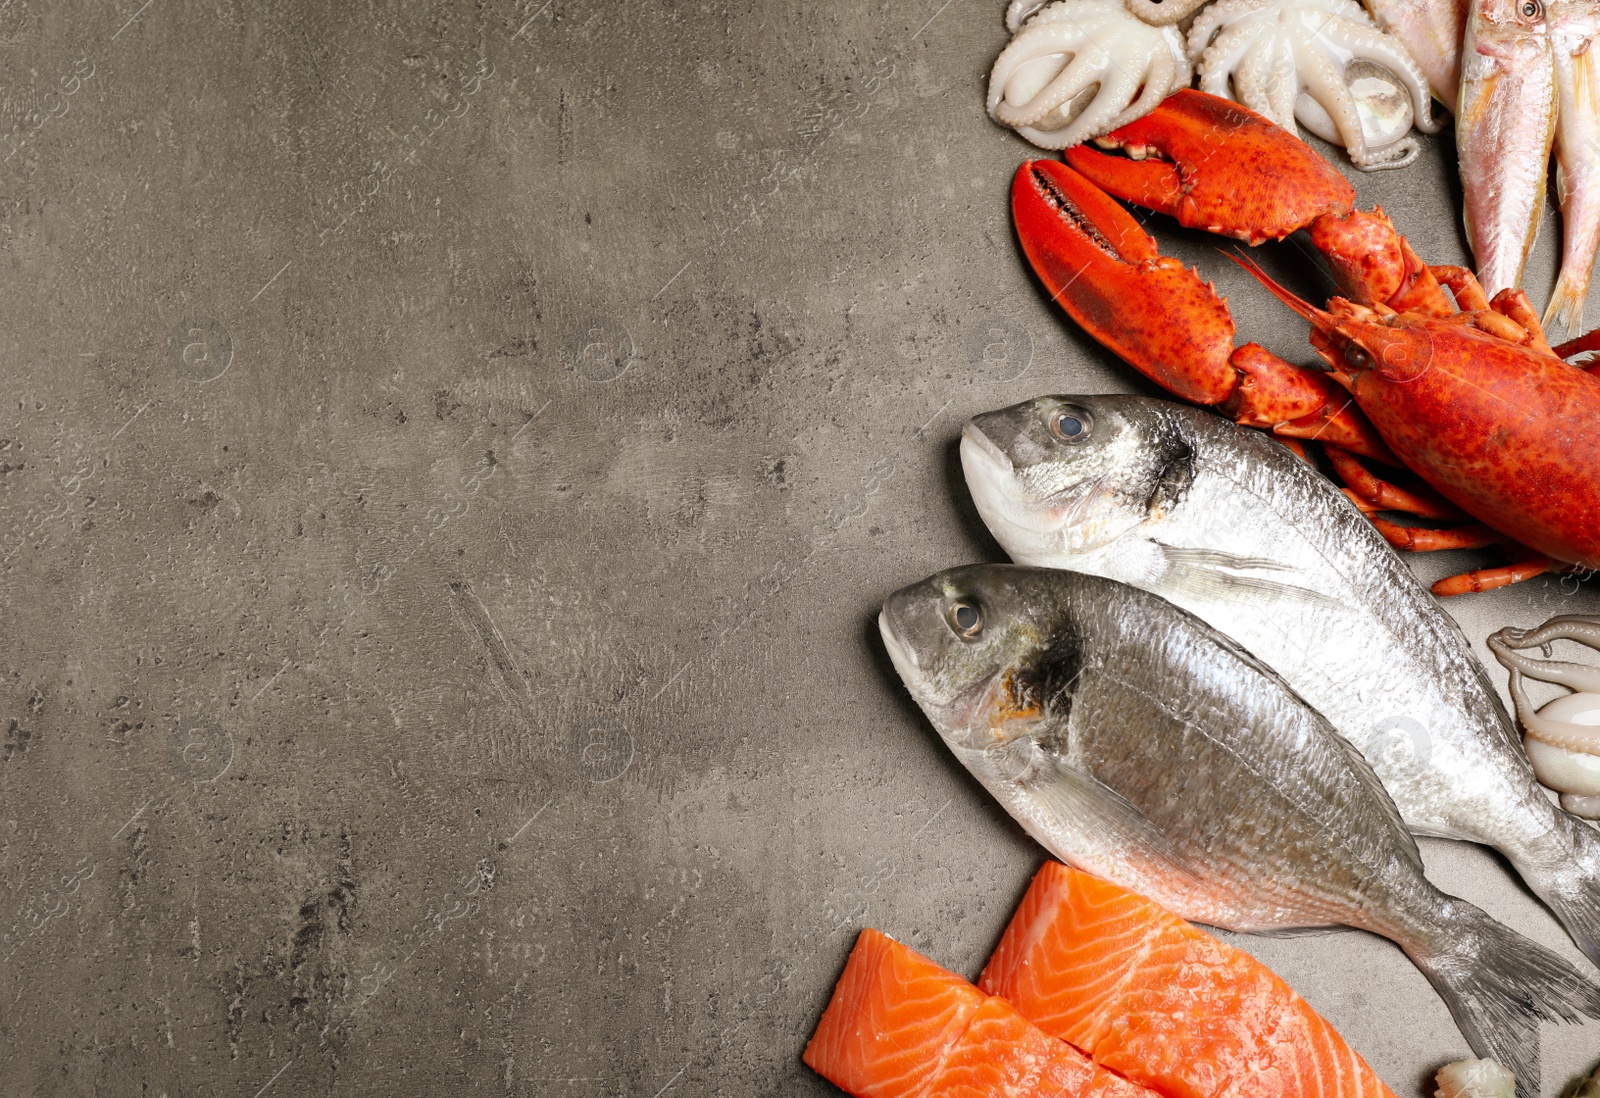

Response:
(1187, 0), (1440, 169)
(1489, 615), (1600, 818)
(987, 0), (1191, 149)
(991, 0), (1444, 169)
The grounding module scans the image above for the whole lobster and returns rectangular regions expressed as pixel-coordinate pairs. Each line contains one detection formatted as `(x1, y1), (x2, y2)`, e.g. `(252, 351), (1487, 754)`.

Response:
(1013, 89), (1600, 596)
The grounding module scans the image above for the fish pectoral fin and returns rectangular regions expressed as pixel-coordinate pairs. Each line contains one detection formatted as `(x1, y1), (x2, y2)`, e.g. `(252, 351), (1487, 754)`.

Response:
(1154, 542), (1341, 607)
(1025, 755), (1210, 891)
(1327, 725), (1427, 874)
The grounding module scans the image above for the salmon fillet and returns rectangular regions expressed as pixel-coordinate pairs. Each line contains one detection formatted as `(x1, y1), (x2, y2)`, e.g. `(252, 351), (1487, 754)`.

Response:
(804, 927), (1156, 1098)
(979, 863), (1398, 1098)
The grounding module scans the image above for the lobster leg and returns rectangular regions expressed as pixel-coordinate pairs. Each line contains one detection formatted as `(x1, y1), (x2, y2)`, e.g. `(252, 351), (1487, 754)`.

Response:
(1432, 555), (1560, 598)
(1489, 289), (1554, 356)
(1371, 517), (1503, 551)
(1325, 445), (1462, 519)
(1435, 270), (1556, 355)
(1224, 345), (1394, 462)
(1431, 264), (1491, 311)
(1550, 325), (1600, 375)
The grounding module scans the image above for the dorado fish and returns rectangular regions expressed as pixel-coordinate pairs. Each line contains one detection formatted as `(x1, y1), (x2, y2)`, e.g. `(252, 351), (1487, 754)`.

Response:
(880, 563), (1600, 1092)
(1458, 0), (1557, 297)
(959, 394), (1600, 970)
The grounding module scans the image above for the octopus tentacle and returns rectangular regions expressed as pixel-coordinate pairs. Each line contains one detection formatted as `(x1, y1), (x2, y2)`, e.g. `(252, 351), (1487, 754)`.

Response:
(1231, 25), (1283, 116)
(1318, 13), (1441, 134)
(1298, 30), (1370, 155)
(1266, 37), (1303, 130)
(1005, 0), (1048, 33)
(993, 32), (1112, 126)
(1188, 0), (1261, 67)
(1196, 18), (1269, 99)
(1109, 47), (1176, 129)
(1069, 67), (1144, 144)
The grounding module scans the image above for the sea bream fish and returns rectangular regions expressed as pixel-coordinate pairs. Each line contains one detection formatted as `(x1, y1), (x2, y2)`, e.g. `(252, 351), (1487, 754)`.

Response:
(880, 564), (1600, 1092)
(959, 394), (1600, 970)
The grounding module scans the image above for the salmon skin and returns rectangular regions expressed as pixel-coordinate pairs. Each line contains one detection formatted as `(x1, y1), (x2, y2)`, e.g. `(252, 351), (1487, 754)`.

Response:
(804, 928), (1156, 1098)
(981, 863), (1397, 1098)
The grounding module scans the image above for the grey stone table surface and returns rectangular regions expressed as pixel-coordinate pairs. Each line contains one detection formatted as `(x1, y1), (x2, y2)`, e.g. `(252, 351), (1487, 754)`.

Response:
(1, 1), (1598, 1094)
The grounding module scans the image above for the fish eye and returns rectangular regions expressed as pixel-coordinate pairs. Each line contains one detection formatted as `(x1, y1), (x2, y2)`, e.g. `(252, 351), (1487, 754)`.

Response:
(1046, 405), (1093, 443)
(948, 599), (984, 639)
(1519, 0), (1542, 19)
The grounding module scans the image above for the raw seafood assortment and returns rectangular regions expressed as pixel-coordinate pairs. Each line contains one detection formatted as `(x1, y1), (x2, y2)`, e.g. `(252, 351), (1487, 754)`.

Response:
(806, 9), (1600, 1098)
(959, 393), (1600, 966)
(990, 0), (1439, 170)
(991, 0), (1600, 331)
(878, 562), (1600, 1089)
(1016, 91), (1600, 594)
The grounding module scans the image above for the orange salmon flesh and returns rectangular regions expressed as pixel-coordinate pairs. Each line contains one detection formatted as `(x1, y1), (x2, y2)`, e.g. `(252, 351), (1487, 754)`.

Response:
(980, 863), (1398, 1098)
(804, 927), (1159, 1098)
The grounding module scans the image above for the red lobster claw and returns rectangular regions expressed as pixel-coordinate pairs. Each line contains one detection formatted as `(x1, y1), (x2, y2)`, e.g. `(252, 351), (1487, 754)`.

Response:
(1012, 158), (1237, 406)
(1012, 158), (1396, 463)
(1061, 89), (1354, 245)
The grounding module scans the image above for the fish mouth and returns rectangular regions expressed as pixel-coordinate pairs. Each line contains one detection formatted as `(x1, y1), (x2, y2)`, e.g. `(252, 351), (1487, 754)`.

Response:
(877, 608), (920, 678)
(961, 421), (1085, 553)
(961, 421), (1014, 477)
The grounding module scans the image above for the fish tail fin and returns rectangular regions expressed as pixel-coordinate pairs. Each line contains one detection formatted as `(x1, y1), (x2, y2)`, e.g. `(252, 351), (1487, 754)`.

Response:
(1406, 898), (1600, 1098)
(1513, 811), (1600, 970)
(1544, 269), (1589, 339)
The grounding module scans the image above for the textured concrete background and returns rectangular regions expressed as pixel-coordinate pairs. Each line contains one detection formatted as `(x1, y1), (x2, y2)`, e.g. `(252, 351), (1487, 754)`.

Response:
(1, 0), (1598, 1094)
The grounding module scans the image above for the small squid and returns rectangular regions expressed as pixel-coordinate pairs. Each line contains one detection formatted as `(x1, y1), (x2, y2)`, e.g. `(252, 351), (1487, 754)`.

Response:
(1488, 615), (1600, 818)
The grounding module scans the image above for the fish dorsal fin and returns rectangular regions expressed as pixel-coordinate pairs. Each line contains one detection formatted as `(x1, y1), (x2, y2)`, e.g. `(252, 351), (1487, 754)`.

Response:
(1153, 542), (1343, 609)
(1017, 749), (1213, 896)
